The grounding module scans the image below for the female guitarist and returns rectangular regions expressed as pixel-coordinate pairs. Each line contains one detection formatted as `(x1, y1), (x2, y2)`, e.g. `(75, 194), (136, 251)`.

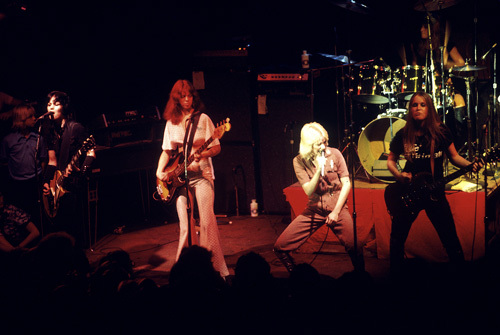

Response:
(42, 91), (95, 249)
(156, 79), (229, 279)
(385, 91), (481, 275)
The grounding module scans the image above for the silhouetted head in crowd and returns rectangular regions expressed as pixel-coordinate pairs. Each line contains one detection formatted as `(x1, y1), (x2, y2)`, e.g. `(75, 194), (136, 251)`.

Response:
(233, 251), (272, 289)
(168, 245), (224, 290)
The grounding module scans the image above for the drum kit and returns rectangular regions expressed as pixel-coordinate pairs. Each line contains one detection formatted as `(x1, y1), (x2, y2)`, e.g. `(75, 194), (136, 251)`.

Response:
(329, 0), (491, 183)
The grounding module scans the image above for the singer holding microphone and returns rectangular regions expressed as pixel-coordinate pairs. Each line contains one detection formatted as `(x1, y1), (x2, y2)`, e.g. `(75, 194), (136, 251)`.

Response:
(273, 122), (364, 273)
(42, 91), (95, 248)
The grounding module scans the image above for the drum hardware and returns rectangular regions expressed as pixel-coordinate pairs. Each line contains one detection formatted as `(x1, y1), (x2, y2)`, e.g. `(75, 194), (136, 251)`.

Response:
(383, 108), (407, 119)
(452, 64), (485, 161)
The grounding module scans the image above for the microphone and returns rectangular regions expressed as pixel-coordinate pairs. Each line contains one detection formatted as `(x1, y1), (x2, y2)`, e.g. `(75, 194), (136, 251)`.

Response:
(284, 120), (296, 133)
(35, 111), (54, 122)
(321, 150), (325, 177)
(482, 43), (497, 60)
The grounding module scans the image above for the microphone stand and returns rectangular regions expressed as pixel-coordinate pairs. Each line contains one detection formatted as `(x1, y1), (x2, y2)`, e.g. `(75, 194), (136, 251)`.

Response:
(344, 50), (359, 271)
(183, 118), (194, 247)
(34, 119), (47, 236)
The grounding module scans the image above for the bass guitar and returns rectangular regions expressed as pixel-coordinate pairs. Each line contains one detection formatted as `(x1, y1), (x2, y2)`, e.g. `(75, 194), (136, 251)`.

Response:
(43, 136), (96, 218)
(156, 118), (231, 203)
(384, 145), (500, 216)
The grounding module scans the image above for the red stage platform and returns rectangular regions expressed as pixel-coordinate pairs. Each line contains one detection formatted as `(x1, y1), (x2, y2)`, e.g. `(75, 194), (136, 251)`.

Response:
(283, 178), (490, 262)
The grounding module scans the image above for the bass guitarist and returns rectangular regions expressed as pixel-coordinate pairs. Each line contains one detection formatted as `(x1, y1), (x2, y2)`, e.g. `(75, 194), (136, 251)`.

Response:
(42, 91), (95, 249)
(156, 79), (229, 279)
(385, 91), (481, 276)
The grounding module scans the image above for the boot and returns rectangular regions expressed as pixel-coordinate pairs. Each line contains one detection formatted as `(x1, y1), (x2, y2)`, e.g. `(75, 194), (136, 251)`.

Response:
(274, 249), (296, 273)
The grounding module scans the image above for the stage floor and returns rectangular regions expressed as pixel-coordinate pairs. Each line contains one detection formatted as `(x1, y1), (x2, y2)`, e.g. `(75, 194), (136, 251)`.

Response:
(85, 214), (392, 286)
(84, 165), (500, 287)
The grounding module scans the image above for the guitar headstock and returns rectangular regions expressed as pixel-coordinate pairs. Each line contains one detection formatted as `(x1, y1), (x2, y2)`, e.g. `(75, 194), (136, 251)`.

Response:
(214, 118), (231, 139)
(82, 135), (97, 152)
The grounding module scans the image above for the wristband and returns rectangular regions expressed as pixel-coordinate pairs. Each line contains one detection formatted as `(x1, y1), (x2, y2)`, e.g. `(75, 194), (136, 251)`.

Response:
(81, 156), (95, 174)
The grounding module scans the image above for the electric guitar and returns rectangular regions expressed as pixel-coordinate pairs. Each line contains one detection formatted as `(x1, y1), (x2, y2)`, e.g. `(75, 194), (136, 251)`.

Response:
(156, 118), (231, 203)
(384, 145), (500, 216)
(43, 136), (96, 218)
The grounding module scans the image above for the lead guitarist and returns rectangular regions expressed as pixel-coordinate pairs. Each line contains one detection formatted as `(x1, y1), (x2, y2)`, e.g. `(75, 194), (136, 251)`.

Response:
(156, 79), (229, 279)
(386, 91), (481, 275)
(42, 91), (95, 249)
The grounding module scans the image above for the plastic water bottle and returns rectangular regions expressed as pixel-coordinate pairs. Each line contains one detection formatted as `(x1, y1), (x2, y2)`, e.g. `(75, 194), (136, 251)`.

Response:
(250, 199), (258, 217)
(301, 50), (310, 69)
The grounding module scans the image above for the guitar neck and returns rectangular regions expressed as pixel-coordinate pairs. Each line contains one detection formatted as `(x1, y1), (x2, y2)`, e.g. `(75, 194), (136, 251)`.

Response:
(437, 163), (474, 188)
(186, 137), (215, 166)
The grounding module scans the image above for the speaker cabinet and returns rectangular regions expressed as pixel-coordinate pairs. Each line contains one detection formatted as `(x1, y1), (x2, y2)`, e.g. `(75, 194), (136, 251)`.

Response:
(256, 83), (313, 214)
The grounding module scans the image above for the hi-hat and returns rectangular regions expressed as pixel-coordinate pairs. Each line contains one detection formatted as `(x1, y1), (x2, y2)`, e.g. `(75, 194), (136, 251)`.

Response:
(452, 64), (487, 72)
(331, 0), (372, 15)
(352, 94), (389, 105)
(317, 53), (356, 64)
(414, 0), (461, 12)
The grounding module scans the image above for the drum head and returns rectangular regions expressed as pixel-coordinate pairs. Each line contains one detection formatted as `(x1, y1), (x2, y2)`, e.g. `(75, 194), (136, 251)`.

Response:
(357, 116), (406, 183)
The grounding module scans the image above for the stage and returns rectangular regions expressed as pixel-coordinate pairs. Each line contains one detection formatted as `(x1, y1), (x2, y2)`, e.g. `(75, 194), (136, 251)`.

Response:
(284, 166), (500, 262)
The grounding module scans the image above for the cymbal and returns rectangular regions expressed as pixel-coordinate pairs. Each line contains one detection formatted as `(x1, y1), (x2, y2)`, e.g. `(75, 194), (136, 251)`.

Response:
(352, 94), (389, 105)
(317, 53), (356, 64)
(414, 0), (461, 12)
(331, 0), (372, 15)
(452, 64), (487, 72)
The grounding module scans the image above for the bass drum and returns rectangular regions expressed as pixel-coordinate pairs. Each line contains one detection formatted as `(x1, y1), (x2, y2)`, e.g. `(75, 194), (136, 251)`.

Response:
(358, 116), (406, 183)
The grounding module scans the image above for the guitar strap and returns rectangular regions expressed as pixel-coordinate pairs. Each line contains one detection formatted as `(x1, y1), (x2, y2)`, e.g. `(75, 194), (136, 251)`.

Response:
(430, 139), (435, 181)
(182, 112), (201, 165)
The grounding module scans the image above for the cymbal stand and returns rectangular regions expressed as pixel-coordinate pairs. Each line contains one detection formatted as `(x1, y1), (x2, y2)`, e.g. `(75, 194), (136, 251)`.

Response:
(425, 14), (439, 108)
(439, 46), (448, 175)
(439, 46), (447, 121)
(463, 76), (475, 162)
(494, 46), (498, 146)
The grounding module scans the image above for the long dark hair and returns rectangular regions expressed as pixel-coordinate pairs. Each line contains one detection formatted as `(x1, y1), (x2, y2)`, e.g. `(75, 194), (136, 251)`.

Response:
(163, 80), (205, 125)
(47, 91), (72, 119)
(403, 91), (445, 159)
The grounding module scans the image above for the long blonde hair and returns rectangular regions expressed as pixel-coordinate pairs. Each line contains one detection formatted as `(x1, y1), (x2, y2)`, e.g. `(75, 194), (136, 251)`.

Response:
(299, 122), (329, 159)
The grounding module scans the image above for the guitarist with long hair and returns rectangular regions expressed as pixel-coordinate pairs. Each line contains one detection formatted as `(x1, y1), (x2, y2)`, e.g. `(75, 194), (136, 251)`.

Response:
(156, 79), (229, 279)
(385, 91), (481, 275)
(42, 91), (95, 249)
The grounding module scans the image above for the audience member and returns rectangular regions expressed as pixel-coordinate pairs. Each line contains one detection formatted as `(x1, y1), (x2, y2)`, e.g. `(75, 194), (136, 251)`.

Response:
(0, 192), (40, 252)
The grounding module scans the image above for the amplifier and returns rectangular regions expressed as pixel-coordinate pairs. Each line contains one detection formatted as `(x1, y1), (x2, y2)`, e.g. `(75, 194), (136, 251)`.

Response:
(257, 73), (309, 82)
(91, 106), (164, 147)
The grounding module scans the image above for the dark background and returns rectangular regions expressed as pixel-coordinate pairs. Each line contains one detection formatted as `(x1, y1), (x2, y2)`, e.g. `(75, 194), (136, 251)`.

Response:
(1, 0), (499, 231)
